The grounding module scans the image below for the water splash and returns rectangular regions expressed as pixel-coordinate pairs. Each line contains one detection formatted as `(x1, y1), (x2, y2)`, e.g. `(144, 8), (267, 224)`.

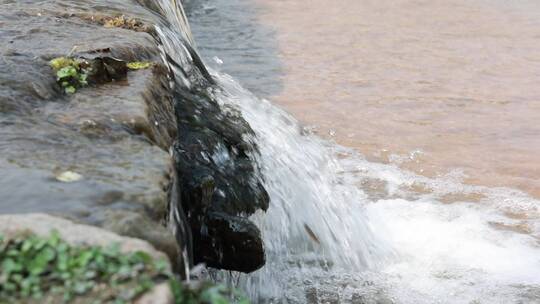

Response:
(210, 73), (540, 303)
(210, 74), (392, 301)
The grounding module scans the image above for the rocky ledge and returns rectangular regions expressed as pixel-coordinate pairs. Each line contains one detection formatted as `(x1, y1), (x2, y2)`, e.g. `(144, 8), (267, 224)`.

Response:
(0, 0), (268, 281)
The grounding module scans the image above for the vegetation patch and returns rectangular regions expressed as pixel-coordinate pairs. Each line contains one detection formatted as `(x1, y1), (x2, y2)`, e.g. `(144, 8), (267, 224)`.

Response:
(127, 61), (154, 70)
(49, 56), (146, 94)
(171, 282), (249, 304)
(49, 57), (90, 94)
(0, 232), (248, 304)
(85, 14), (150, 32)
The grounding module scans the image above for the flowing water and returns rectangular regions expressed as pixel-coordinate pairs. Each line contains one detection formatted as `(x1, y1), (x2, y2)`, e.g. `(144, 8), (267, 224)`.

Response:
(172, 0), (540, 303)
(178, 1), (540, 303)
(215, 70), (540, 304)
(254, 0), (540, 199)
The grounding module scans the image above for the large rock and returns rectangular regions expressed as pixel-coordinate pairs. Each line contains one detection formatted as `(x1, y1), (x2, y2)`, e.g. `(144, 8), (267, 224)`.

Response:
(166, 22), (270, 272)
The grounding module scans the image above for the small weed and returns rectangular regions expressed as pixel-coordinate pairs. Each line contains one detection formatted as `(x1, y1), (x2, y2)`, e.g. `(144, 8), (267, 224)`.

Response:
(127, 61), (153, 70)
(0, 232), (249, 303)
(102, 15), (147, 32)
(49, 57), (90, 94)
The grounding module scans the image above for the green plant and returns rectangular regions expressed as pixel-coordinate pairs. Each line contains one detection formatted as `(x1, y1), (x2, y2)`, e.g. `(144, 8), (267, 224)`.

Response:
(49, 57), (90, 94)
(0, 232), (249, 304)
(0, 231), (164, 302)
(127, 61), (153, 70)
(169, 280), (249, 304)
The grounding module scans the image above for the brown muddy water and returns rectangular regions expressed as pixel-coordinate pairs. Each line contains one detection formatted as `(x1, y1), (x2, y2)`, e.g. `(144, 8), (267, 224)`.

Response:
(254, 0), (540, 198)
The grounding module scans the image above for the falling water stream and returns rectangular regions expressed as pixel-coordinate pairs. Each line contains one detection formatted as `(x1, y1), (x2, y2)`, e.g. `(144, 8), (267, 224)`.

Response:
(154, 0), (540, 303)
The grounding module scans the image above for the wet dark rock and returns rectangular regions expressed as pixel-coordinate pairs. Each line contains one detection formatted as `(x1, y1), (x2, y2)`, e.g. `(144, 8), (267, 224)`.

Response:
(171, 84), (270, 271)
(141, 64), (177, 150)
(194, 212), (264, 272)
(86, 57), (128, 84)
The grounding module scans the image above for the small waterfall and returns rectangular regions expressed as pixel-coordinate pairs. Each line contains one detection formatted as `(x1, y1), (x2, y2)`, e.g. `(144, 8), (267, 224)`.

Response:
(151, 0), (211, 279)
(151, 0), (390, 293)
(208, 74), (393, 302)
(146, 1), (540, 303)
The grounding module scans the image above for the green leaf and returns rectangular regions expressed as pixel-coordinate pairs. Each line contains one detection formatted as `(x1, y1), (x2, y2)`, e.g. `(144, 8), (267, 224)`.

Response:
(57, 242), (68, 253)
(154, 258), (169, 272)
(11, 273), (23, 283)
(200, 286), (230, 304)
(76, 250), (94, 268)
(0, 231), (242, 303)
(34, 239), (47, 251)
(7, 249), (19, 257)
(29, 247), (55, 275)
(103, 243), (120, 257)
(57, 66), (78, 80)
(127, 61), (153, 70)
(3, 282), (17, 291)
(131, 251), (151, 264)
(79, 72), (88, 85)
(49, 57), (77, 71)
(2, 258), (22, 275)
(65, 86), (76, 94)
(21, 239), (33, 253)
(48, 230), (61, 247)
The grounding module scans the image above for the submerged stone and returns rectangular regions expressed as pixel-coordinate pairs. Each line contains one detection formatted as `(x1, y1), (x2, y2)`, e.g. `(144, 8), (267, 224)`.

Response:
(196, 212), (265, 272)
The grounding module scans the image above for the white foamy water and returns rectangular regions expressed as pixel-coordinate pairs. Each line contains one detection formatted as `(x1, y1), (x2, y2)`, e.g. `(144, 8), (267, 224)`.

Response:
(212, 73), (540, 303)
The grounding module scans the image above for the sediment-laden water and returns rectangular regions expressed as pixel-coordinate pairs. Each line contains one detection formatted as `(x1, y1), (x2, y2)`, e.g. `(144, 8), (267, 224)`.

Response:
(254, 0), (540, 198)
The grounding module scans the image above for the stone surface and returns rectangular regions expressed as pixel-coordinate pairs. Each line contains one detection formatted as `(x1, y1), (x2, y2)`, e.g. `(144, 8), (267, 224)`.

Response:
(168, 23), (270, 272)
(101, 210), (181, 271)
(0, 0), (269, 274)
(0, 213), (168, 262)
(0, 0), (177, 265)
(135, 283), (174, 304)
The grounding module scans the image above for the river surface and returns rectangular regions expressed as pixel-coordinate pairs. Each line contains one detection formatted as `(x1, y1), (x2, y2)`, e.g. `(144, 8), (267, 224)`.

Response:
(253, 0), (540, 199)
(188, 0), (540, 303)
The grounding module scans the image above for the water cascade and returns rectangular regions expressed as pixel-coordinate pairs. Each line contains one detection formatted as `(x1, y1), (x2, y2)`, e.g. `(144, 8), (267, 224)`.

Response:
(151, 1), (540, 302)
